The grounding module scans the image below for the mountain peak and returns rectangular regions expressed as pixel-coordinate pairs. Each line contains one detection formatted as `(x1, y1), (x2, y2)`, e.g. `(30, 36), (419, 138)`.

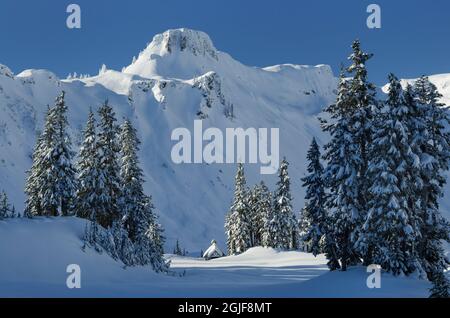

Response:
(158, 28), (218, 59)
(139, 28), (218, 60)
(123, 28), (220, 79)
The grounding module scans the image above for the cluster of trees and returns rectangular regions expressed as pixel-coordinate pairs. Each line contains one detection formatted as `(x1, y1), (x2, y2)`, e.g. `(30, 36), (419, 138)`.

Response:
(173, 239), (188, 256)
(225, 160), (299, 255)
(24, 92), (168, 272)
(300, 40), (450, 297)
(0, 191), (17, 219)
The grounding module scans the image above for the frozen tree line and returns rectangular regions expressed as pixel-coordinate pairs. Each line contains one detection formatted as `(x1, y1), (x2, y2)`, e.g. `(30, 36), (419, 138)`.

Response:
(300, 40), (450, 297)
(225, 160), (299, 255)
(24, 92), (169, 272)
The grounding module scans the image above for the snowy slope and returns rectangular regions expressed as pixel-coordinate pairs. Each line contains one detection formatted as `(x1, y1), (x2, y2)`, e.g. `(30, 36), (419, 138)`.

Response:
(0, 28), (337, 251)
(0, 217), (432, 297)
(0, 28), (448, 252)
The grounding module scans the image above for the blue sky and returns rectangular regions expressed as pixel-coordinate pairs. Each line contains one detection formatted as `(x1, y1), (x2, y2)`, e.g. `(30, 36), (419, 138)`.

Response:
(0, 0), (449, 84)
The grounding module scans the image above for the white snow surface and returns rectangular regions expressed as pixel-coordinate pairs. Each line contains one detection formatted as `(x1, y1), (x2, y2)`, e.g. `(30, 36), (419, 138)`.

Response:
(0, 217), (433, 297)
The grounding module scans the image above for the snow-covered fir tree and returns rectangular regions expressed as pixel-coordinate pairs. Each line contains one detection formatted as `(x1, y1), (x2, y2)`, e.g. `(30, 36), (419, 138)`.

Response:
(110, 220), (137, 267)
(24, 92), (77, 217)
(298, 207), (311, 251)
(346, 40), (378, 214)
(258, 182), (276, 248)
(321, 213), (341, 271)
(24, 121), (47, 218)
(261, 185), (278, 248)
(95, 100), (122, 228)
(119, 120), (146, 239)
(74, 110), (102, 221)
(225, 164), (252, 254)
(83, 218), (115, 256)
(247, 183), (263, 247)
(344, 40), (379, 257)
(138, 195), (170, 272)
(413, 76), (450, 284)
(300, 138), (326, 256)
(173, 239), (183, 255)
(83, 217), (135, 266)
(272, 158), (299, 250)
(0, 191), (15, 219)
(322, 70), (361, 271)
(357, 74), (422, 275)
(119, 120), (169, 272)
(320, 41), (378, 270)
(429, 271), (450, 298)
(402, 83), (430, 275)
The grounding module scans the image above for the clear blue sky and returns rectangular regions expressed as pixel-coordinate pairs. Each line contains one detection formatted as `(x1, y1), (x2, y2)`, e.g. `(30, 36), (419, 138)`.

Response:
(0, 0), (449, 84)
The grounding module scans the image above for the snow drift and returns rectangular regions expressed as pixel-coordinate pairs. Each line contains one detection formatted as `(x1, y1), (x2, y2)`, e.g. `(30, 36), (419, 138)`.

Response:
(0, 217), (432, 297)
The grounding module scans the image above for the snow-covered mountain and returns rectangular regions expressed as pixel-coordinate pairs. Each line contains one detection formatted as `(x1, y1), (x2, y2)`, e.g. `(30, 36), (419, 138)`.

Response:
(0, 28), (448, 251)
(382, 73), (450, 106)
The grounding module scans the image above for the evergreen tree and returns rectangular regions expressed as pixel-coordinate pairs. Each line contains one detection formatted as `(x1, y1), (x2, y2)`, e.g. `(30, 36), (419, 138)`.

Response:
(118, 120), (169, 272)
(225, 164), (252, 254)
(119, 120), (145, 239)
(247, 183), (264, 247)
(321, 213), (341, 271)
(321, 41), (378, 270)
(357, 74), (422, 275)
(95, 100), (122, 228)
(24, 132), (45, 218)
(256, 181), (274, 248)
(74, 110), (102, 221)
(110, 220), (136, 267)
(25, 92), (77, 217)
(429, 271), (450, 298)
(0, 191), (14, 219)
(139, 196), (170, 272)
(345, 40), (379, 259)
(272, 158), (299, 250)
(322, 71), (361, 271)
(300, 138), (326, 256)
(83, 218), (135, 266)
(11, 206), (17, 218)
(174, 239), (183, 255)
(414, 76), (450, 280)
(83, 219), (112, 255)
(346, 40), (378, 212)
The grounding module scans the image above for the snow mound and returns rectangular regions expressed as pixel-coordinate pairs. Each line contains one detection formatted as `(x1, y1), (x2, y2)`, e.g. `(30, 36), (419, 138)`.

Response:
(202, 240), (225, 260)
(0, 219), (433, 297)
(0, 217), (163, 297)
(16, 69), (60, 82)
